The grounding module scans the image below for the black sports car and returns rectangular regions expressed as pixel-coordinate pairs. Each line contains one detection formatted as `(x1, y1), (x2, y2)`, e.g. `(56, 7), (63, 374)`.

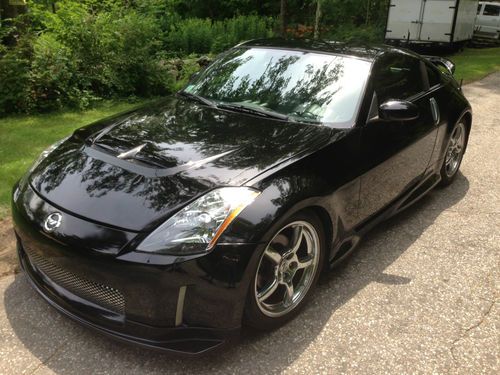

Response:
(12, 39), (471, 355)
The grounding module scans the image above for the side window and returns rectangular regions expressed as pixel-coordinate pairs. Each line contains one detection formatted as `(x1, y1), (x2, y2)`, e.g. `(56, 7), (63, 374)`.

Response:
(483, 5), (500, 16)
(374, 54), (424, 103)
(426, 64), (442, 87)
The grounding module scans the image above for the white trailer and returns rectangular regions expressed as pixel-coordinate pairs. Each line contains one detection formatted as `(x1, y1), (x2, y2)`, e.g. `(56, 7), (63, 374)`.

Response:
(475, 2), (500, 40)
(385, 0), (479, 47)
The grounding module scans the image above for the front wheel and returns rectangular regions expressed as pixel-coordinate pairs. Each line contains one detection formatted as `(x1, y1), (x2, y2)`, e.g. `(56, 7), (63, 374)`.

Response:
(439, 121), (467, 187)
(244, 211), (325, 330)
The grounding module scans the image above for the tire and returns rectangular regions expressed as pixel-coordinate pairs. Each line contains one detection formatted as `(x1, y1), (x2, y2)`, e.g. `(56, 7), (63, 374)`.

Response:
(439, 121), (467, 187)
(244, 211), (326, 330)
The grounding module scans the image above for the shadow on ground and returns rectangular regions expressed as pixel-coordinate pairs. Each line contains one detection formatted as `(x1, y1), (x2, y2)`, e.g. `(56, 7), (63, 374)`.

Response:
(3, 173), (469, 374)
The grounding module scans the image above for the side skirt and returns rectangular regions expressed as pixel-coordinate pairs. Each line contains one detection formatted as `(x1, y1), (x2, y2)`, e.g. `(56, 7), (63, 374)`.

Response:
(328, 171), (441, 269)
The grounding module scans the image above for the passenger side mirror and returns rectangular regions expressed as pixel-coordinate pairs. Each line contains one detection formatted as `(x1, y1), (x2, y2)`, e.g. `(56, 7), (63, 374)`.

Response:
(379, 100), (419, 122)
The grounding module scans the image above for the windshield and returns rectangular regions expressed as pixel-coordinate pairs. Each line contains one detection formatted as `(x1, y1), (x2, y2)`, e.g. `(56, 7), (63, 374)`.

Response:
(184, 47), (371, 126)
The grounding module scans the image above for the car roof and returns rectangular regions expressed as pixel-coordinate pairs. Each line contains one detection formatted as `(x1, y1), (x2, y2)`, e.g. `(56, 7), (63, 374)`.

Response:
(237, 38), (405, 62)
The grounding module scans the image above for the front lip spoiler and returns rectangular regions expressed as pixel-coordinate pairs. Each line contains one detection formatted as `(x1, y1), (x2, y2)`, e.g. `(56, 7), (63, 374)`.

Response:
(17, 244), (239, 356)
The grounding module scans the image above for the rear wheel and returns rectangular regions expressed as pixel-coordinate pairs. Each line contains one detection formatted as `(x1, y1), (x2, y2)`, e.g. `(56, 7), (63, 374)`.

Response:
(244, 211), (325, 330)
(439, 121), (467, 186)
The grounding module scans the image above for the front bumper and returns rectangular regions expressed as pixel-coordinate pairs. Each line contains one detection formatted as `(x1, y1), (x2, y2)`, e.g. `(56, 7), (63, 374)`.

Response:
(12, 183), (260, 355)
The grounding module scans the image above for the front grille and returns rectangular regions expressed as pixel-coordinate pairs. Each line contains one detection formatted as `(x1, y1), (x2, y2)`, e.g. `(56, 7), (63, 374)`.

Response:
(24, 246), (125, 315)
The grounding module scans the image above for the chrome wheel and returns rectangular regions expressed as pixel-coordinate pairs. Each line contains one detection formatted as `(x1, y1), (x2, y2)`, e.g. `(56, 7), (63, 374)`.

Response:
(445, 122), (466, 178)
(254, 221), (320, 318)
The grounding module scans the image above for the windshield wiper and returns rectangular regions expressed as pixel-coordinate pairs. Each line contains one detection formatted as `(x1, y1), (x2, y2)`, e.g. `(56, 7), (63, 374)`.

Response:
(177, 91), (216, 107)
(288, 116), (323, 125)
(217, 103), (289, 121)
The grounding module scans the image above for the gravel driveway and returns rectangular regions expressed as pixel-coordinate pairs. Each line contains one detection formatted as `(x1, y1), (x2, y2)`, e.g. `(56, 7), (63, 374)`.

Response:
(0, 73), (498, 375)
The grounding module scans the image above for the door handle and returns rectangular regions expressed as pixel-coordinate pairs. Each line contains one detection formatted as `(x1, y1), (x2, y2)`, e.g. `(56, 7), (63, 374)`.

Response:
(430, 98), (440, 126)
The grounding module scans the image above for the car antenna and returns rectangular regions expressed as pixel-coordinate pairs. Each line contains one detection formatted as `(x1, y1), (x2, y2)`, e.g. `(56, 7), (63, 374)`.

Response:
(406, 30), (410, 47)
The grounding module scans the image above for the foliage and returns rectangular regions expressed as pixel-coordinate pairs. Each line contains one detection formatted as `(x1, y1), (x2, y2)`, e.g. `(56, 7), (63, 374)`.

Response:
(0, 0), (393, 115)
(170, 56), (205, 91)
(166, 18), (214, 55)
(324, 24), (386, 44)
(0, 34), (32, 115)
(1, 1), (176, 114)
(211, 15), (275, 53)
(167, 15), (275, 55)
(29, 33), (81, 111)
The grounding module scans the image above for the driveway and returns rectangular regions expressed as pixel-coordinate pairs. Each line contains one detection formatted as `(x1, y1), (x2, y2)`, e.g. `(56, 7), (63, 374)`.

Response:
(0, 73), (499, 375)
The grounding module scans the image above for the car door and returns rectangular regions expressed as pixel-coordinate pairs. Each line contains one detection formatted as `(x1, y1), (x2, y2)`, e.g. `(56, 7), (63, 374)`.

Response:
(358, 53), (439, 221)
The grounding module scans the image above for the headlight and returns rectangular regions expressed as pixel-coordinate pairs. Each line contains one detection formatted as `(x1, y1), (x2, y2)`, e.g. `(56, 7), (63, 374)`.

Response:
(137, 187), (260, 255)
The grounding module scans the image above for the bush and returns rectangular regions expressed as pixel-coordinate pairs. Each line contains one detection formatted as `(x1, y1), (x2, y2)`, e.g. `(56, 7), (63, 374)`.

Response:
(0, 4), (275, 115)
(167, 15), (276, 55)
(29, 33), (83, 112)
(0, 2), (177, 115)
(323, 24), (385, 44)
(166, 18), (214, 55)
(0, 36), (32, 115)
(211, 15), (275, 53)
(100, 11), (174, 97)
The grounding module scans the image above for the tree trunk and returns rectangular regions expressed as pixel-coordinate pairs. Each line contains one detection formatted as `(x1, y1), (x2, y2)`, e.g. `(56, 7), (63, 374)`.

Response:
(366, 0), (371, 25)
(1, 0), (28, 19)
(280, 0), (287, 37)
(1, 0), (18, 20)
(314, 0), (322, 40)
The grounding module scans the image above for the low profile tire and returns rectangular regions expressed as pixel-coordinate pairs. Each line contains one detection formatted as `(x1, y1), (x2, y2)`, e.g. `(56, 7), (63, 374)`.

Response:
(244, 211), (325, 330)
(439, 121), (467, 187)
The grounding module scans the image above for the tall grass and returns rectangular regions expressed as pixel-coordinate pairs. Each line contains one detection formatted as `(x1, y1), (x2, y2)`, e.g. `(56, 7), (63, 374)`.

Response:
(167, 15), (276, 54)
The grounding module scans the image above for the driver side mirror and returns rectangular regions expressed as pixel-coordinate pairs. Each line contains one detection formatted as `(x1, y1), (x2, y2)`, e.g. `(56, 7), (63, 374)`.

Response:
(379, 100), (419, 122)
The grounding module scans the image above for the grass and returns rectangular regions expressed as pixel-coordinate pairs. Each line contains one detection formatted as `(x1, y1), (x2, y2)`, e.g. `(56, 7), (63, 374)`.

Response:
(0, 100), (148, 219)
(448, 47), (500, 84)
(0, 47), (499, 220)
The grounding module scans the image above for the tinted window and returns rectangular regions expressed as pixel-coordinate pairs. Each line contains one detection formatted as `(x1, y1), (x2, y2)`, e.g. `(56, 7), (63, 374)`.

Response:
(373, 54), (424, 102)
(484, 4), (500, 16)
(185, 47), (371, 124)
(426, 64), (442, 87)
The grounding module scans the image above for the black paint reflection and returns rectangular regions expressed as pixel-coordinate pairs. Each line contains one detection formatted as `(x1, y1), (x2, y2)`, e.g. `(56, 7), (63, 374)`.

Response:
(30, 98), (332, 231)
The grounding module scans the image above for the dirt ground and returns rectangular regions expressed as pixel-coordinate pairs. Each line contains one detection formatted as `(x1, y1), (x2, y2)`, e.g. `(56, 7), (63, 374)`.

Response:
(0, 219), (17, 278)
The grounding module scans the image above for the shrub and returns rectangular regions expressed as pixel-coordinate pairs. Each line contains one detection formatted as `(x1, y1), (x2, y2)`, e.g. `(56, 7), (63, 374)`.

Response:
(102, 11), (174, 96)
(29, 33), (82, 112)
(324, 24), (385, 44)
(0, 36), (32, 115)
(0, 2), (177, 115)
(166, 15), (276, 55)
(211, 15), (275, 53)
(172, 55), (204, 91)
(166, 18), (214, 55)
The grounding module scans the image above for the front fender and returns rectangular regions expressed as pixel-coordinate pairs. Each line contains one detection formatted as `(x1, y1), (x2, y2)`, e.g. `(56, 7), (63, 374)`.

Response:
(219, 170), (360, 262)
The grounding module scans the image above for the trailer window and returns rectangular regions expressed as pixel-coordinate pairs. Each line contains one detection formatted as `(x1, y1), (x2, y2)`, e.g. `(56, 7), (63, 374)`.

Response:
(373, 54), (424, 102)
(484, 5), (500, 16)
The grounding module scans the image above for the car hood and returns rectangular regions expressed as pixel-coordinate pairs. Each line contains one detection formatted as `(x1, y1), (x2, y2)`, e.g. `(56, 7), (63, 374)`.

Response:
(29, 97), (333, 231)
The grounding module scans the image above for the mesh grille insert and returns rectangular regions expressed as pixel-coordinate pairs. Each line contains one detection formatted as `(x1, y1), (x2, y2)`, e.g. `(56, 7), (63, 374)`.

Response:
(25, 247), (125, 315)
